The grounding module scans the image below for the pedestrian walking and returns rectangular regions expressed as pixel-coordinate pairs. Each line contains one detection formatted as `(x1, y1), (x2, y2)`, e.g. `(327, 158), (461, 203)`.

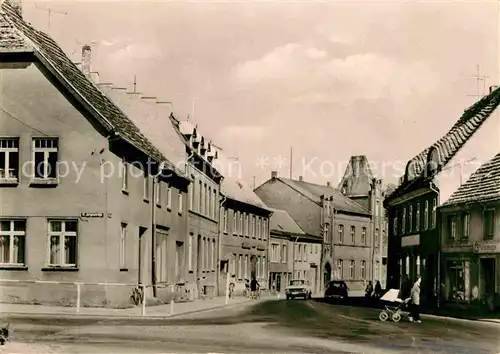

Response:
(250, 277), (260, 299)
(365, 281), (373, 299)
(374, 281), (383, 299)
(409, 276), (421, 323)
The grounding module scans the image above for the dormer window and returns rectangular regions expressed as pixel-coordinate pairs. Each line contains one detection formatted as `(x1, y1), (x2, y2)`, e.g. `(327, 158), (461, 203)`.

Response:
(406, 161), (417, 182)
(200, 137), (206, 156)
(427, 148), (439, 176)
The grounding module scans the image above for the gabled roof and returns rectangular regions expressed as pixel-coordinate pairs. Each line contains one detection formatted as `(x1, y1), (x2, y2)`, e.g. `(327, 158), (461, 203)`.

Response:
(338, 155), (375, 197)
(442, 152), (500, 207)
(0, 1), (185, 177)
(385, 86), (500, 203)
(278, 178), (371, 216)
(215, 149), (269, 211)
(269, 208), (305, 236)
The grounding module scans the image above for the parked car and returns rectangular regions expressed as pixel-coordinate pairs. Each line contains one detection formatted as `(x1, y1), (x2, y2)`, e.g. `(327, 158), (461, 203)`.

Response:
(324, 280), (349, 300)
(285, 279), (312, 300)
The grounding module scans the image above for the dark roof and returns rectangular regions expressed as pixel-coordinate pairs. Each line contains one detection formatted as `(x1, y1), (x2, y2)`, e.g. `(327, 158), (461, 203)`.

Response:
(269, 208), (305, 235)
(385, 86), (500, 204)
(278, 178), (371, 216)
(337, 155), (375, 197)
(441, 152), (500, 207)
(0, 1), (185, 177)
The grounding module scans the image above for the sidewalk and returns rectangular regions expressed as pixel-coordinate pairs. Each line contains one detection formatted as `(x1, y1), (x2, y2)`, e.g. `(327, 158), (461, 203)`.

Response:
(0, 295), (253, 319)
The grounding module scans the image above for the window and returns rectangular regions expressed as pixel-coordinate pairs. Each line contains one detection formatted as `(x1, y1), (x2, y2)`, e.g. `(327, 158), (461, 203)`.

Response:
(33, 138), (58, 180)
(143, 173), (150, 201)
(155, 181), (161, 206)
(338, 224), (344, 243)
(393, 214), (398, 236)
(402, 207), (406, 234)
(238, 254), (242, 278)
(432, 198), (437, 228)
(349, 260), (355, 279)
(262, 219), (267, 240)
(198, 181), (203, 213)
(262, 256), (267, 278)
(120, 223), (127, 269)
(297, 244), (301, 261)
(207, 187), (212, 217)
(239, 212), (243, 236)
(257, 217), (261, 239)
(223, 208), (228, 233)
(415, 203), (420, 231)
(360, 260), (366, 280)
(244, 213), (249, 236)
(121, 159), (128, 191)
(484, 210), (495, 240)
(244, 255), (248, 279)
(448, 215), (457, 240)
(375, 228), (379, 245)
(361, 227), (367, 245)
(189, 183), (194, 210)
(213, 189), (217, 219)
(166, 185), (172, 208)
(271, 244), (280, 262)
(230, 254), (236, 275)
(48, 220), (77, 267)
(178, 193), (183, 213)
(251, 216), (256, 238)
(203, 184), (207, 215)
(336, 259), (343, 279)
(375, 261), (380, 278)
(424, 201), (429, 230)
(188, 233), (193, 271)
(282, 244), (287, 263)
(408, 205), (413, 232)
(447, 260), (468, 301)
(233, 211), (238, 235)
(0, 138), (19, 181)
(350, 226), (355, 244)
(212, 239), (216, 271)
(0, 220), (25, 265)
(256, 257), (261, 277)
(462, 213), (470, 239)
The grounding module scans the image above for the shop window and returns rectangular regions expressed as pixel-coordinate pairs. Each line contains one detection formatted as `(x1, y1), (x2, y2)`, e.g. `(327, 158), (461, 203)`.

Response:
(447, 260), (470, 301)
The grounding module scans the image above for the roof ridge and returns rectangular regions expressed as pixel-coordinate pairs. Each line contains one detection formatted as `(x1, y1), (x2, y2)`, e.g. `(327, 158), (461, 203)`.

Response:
(277, 178), (321, 206)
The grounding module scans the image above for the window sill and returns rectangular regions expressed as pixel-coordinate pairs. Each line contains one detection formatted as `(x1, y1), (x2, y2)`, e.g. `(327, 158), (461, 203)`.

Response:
(143, 198), (150, 203)
(30, 178), (58, 187)
(42, 266), (79, 272)
(223, 231), (228, 235)
(0, 178), (19, 186)
(120, 268), (129, 272)
(0, 265), (27, 270)
(157, 203), (162, 208)
(121, 189), (129, 195)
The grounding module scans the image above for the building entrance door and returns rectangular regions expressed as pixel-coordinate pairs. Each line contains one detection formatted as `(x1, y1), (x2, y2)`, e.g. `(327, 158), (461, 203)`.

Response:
(480, 258), (496, 296)
(324, 262), (332, 286)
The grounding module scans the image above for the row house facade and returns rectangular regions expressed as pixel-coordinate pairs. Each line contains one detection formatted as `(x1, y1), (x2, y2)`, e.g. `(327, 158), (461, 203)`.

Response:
(255, 172), (371, 293)
(215, 149), (272, 295)
(0, 1), (190, 306)
(384, 85), (500, 306)
(169, 118), (222, 298)
(338, 155), (389, 287)
(439, 152), (500, 310)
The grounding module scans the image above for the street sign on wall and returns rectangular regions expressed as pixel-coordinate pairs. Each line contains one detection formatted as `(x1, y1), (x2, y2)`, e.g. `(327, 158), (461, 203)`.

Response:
(473, 241), (500, 254)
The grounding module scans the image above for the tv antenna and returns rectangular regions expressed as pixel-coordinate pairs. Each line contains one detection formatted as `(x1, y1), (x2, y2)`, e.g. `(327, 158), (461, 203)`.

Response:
(35, 5), (67, 30)
(467, 65), (488, 99)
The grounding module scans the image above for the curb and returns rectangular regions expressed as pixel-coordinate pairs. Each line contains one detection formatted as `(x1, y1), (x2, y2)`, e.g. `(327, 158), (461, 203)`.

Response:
(0, 298), (253, 320)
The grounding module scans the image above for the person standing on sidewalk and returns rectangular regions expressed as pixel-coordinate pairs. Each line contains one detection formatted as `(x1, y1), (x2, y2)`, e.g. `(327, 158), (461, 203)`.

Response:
(410, 276), (422, 323)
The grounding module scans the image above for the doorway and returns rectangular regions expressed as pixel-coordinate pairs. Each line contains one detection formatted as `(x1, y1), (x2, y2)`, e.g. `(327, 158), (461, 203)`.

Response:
(324, 262), (332, 286)
(480, 258), (496, 296)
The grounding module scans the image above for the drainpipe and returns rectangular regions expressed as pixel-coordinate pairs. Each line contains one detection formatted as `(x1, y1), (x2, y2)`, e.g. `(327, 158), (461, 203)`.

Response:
(429, 182), (440, 307)
(151, 172), (157, 298)
(292, 235), (299, 278)
(370, 179), (377, 282)
(217, 194), (227, 296)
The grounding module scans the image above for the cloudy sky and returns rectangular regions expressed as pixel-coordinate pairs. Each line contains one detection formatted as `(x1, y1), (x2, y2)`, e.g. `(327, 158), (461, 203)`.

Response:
(21, 0), (499, 187)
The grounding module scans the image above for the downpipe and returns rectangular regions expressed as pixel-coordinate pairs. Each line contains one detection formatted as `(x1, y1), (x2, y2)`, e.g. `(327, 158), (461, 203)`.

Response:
(217, 194), (227, 297)
(429, 182), (440, 308)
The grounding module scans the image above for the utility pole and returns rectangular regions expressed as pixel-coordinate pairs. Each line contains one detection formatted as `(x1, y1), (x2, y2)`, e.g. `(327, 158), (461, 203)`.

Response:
(35, 5), (67, 31)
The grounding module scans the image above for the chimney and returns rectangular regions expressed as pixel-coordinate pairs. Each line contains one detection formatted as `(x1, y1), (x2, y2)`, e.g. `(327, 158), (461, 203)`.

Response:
(81, 45), (92, 79)
(271, 171), (278, 179)
(298, 176), (303, 182)
(326, 181), (331, 187)
(489, 85), (499, 94)
(8, 0), (22, 17)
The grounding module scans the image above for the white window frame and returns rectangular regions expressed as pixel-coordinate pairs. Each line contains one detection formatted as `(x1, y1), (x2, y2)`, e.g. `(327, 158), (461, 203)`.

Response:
(424, 201), (429, 230)
(120, 223), (127, 269)
(282, 244), (287, 263)
(416, 202), (420, 231)
(0, 138), (19, 181)
(207, 186), (212, 217)
(188, 233), (193, 271)
(360, 260), (366, 280)
(212, 239), (216, 271)
(336, 259), (343, 279)
(0, 219), (25, 265)
(239, 213), (244, 236)
(238, 254), (242, 278)
(361, 227), (366, 245)
(213, 189), (217, 220)
(223, 208), (228, 233)
(251, 215), (256, 238)
(32, 137), (58, 180)
(257, 217), (261, 239)
(432, 198), (437, 228)
(188, 182), (194, 210)
(350, 226), (355, 244)
(233, 211), (238, 235)
(349, 260), (355, 279)
(178, 192), (183, 213)
(409, 205), (413, 232)
(262, 218), (267, 240)
(338, 224), (344, 243)
(48, 220), (77, 267)
(155, 180), (161, 206)
(244, 255), (248, 279)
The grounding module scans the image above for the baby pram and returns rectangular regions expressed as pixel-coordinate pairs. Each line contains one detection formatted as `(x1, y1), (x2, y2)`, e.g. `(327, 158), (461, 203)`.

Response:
(378, 289), (410, 323)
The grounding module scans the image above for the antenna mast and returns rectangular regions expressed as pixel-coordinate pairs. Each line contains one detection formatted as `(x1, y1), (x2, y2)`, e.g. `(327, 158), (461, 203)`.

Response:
(467, 64), (489, 99)
(35, 5), (67, 30)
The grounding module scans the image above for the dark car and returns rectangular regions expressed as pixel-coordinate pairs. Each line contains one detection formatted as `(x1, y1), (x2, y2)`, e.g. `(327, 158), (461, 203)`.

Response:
(324, 280), (349, 300)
